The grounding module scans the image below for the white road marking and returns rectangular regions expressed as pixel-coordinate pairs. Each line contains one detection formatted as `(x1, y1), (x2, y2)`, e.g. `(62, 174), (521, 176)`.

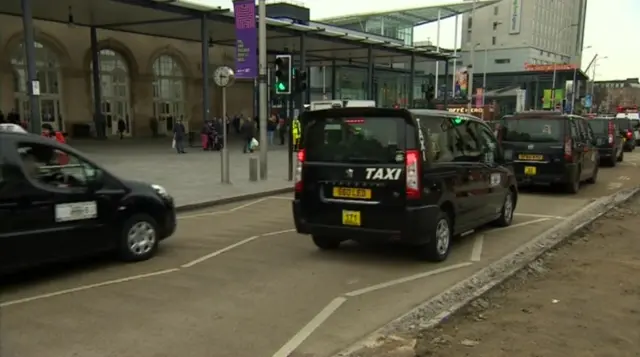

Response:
(261, 229), (296, 237)
(0, 268), (179, 308)
(514, 213), (566, 220)
(470, 235), (484, 262)
(181, 235), (261, 268)
(272, 297), (348, 357)
(178, 197), (273, 219)
(270, 196), (293, 200)
(344, 262), (473, 297)
(496, 217), (550, 231)
(607, 182), (623, 190)
(619, 176), (631, 181)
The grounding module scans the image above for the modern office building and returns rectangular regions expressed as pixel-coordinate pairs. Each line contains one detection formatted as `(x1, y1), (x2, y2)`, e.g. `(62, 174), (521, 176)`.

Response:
(307, 0), (499, 106)
(457, 0), (588, 73)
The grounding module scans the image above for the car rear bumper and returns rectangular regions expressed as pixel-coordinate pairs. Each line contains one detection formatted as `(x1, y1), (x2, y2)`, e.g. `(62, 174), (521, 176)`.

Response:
(292, 200), (440, 245)
(513, 162), (578, 185)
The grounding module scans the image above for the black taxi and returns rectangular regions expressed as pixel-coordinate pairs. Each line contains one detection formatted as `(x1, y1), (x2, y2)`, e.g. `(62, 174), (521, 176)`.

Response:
(497, 112), (598, 193)
(0, 129), (177, 274)
(292, 108), (517, 262)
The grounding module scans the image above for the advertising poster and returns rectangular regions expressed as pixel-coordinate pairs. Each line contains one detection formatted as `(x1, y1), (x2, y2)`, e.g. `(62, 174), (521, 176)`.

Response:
(233, 0), (257, 79)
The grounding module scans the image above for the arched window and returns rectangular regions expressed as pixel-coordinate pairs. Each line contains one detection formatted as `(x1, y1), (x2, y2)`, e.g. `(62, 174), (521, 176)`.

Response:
(12, 41), (64, 131)
(90, 49), (132, 137)
(152, 55), (186, 135)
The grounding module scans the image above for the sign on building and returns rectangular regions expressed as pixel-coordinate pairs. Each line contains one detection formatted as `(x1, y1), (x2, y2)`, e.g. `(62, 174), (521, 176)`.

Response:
(509, 0), (522, 34)
(515, 89), (526, 112)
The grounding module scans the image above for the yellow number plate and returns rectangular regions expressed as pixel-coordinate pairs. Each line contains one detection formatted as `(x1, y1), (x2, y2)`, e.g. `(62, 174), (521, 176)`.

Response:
(524, 166), (537, 175)
(332, 187), (372, 199)
(518, 154), (544, 161)
(342, 210), (361, 226)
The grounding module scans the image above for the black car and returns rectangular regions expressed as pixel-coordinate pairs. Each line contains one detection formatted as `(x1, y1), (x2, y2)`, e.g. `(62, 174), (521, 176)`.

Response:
(614, 118), (638, 152)
(498, 112), (598, 193)
(0, 130), (177, 274)
(292, 108), (517, 262)
(586, 117), (624, 166)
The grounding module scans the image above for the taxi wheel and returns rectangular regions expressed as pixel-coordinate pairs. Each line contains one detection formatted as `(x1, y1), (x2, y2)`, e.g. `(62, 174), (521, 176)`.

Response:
(493, 189), (515, 227)
(312, 235), (342, 250)
(565, 172), (580, 194)
(118, 214), (159, 262)
(417, 211), (451, 262)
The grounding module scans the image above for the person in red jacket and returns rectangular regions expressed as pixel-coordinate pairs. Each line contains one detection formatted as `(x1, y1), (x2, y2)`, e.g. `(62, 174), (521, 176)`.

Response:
(41, 124), (69, 165)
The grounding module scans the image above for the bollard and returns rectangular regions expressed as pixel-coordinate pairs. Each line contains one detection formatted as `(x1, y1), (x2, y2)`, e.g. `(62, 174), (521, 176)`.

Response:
(249, 156), (259, 182)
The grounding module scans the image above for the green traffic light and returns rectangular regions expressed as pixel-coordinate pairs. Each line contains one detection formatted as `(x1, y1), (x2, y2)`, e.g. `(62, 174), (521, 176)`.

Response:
(277, 82), (286, 91)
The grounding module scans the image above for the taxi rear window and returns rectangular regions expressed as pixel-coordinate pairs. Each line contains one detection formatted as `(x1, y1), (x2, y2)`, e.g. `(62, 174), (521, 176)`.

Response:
(500, 118), (564, 142)
(303, 117), (412, 163)
(587, 119), (609, 133)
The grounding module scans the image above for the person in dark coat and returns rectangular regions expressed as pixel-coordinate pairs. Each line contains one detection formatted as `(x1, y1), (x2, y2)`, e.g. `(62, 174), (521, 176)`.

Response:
(117, 118), (126, 139)
(242, 118), (256, 153)
(173, 118), (186, 154)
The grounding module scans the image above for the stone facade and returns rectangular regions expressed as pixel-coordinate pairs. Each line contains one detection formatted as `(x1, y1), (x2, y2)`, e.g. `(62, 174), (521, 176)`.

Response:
(0, 15), (254, 137)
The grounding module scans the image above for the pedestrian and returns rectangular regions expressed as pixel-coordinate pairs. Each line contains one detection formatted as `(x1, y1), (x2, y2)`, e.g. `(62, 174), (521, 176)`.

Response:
(173, 118), (186, 154)
(242, 117), (256, 153)
(278, 115), (287, 145)
(267, 114), (277, 146)
(117, 118), (126, 139)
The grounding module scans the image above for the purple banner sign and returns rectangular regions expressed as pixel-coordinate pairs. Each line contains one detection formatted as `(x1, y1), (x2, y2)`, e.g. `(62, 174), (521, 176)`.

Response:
(233, 0), (257, 79)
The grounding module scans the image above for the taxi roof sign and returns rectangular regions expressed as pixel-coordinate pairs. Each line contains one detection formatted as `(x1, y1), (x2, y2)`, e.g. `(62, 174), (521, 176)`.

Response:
(0, 123), (28, 134)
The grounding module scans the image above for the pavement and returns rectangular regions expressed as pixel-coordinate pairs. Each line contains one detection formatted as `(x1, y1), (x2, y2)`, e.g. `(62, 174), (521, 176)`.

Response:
(70, 136), (295, 209)
(1, 150), (640, 357)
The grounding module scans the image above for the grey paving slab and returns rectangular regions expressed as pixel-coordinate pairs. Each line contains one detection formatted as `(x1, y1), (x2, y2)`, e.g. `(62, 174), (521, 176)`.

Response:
(71, 138), (294, 209)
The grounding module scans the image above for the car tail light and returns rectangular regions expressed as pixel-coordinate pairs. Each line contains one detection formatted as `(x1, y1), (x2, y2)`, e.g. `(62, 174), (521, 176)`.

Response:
(294, 149), (305, 192)
(405, 150), (420, 199)
(608, 121), (614, 145)
(564, 136), (573, 162)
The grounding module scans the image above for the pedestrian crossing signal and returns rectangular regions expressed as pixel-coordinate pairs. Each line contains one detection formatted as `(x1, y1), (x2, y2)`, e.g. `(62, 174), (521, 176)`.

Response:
(274, 54), (292, 95)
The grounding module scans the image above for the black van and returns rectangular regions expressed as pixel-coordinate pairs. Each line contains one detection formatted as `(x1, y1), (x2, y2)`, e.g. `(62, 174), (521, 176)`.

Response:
(0, 130), (177, 274)
(586, 117), (624, 166)
(498, 112), (598, 193)
(292, 108), (517, 262)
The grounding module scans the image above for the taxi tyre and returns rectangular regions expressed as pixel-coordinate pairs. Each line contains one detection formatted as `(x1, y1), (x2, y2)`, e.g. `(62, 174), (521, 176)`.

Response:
(118, 214), (160, 262)
(312, 235), (343, 250)
(417, 209), (451, 262)
(565, 168), (580, 194)
(492, 188), (516, 227)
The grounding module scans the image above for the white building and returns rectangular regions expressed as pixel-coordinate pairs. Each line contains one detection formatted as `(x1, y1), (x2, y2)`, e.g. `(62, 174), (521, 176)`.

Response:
(455, 0), (588, 74)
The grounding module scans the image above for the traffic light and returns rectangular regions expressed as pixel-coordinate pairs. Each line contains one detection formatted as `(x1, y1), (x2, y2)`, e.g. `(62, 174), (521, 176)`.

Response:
(274, 54), (292, 95)
(294, 68), (308, 93)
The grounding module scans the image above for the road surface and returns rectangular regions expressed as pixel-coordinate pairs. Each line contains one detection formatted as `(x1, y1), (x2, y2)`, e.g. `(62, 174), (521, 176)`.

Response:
(2, 152), (639, 357)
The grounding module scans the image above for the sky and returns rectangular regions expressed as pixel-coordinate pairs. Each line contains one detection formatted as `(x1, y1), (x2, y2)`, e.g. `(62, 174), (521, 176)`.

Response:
(188, 0), (638, 80)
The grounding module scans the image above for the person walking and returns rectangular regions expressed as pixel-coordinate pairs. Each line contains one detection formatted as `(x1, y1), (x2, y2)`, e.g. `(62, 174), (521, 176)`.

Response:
(278, 115), (287, 145)
(173, 118), (186, 154)
(242, 117), (256, 153)
(117, 118), (126, 139)
(267, 114), (277, 146)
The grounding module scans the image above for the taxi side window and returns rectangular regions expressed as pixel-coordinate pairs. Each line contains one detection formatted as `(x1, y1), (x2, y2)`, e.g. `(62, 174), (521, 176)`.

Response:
(17, 143), (101, 190)
(475, 122), (501, 165)
(450, 120), (484, 163)
(574, 119), (587, 143)
(569, 120), (579, 141)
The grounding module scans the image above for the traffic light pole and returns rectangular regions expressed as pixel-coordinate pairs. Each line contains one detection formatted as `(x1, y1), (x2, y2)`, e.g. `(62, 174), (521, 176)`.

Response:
(258, 0), (268, 180)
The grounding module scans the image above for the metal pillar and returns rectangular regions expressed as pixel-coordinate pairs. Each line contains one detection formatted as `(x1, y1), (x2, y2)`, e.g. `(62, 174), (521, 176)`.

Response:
(298, 34), (306, 113)
(305, 66), (311, 104)
(367, 46), (374, 101)
(287, 94), (294, 181)
(434, 9), (442, 98)
(467, 0), (477, 111)
(90, 27), (103, 138)
(443, 60), (450, 110)
(21, 0), (40, 133)
(409, 54), (415, 108)
(452, 14), (459, 94)
(331, 60), (337, 99)
(201, 14), (210, 123)
(258, 0), (268, 180)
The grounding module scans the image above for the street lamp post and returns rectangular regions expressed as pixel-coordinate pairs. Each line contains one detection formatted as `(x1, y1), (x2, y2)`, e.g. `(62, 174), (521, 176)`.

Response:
(590, 56), (608, 112)
(467, 0), (477, 111)
(551, 23), (578, 109)
(570, 45), (591, 114)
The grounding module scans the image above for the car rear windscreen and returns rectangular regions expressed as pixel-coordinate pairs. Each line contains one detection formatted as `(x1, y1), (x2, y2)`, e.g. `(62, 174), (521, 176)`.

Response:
(587, 119), (609, 133)
(303, 117), (409, 163)
(615, 119), (633, 130)
(501, 118), (563, 142)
